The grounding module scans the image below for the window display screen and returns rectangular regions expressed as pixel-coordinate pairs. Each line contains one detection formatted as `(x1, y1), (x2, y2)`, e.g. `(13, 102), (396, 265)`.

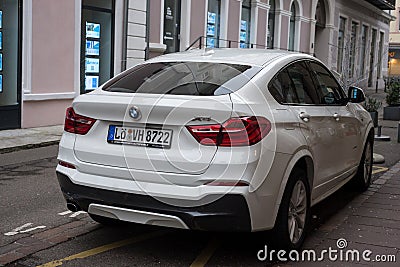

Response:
(85, 75), (99, 90)
(86, 22), (100, 39)
(85, 58), (99, 73)
(86, 40), (100, 56)
(0, 10), (2, 28)
(0, 74), (2, 93)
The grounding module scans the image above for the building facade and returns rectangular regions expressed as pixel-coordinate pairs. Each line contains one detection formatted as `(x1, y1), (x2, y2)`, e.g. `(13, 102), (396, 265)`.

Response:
(0, 0), (394, 130)
(389, 0), (400, 76)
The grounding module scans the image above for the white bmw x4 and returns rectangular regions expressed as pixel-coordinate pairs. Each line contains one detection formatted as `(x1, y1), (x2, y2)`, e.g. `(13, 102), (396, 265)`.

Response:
(57, 49), (373, 249)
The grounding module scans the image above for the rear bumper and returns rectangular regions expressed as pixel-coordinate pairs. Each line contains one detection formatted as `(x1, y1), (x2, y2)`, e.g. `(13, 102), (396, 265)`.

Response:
(57, 171), (252, 231)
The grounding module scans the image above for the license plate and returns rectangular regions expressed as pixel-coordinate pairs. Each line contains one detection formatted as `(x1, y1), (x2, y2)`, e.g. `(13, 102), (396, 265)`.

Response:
(107, 125), (172, 148)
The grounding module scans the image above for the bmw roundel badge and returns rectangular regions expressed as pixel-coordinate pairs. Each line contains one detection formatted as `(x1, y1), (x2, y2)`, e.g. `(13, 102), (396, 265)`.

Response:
(129, 106), (141, 120)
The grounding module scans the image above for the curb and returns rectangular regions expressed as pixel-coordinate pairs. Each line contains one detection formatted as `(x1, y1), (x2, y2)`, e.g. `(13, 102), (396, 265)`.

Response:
(0, 141), (60, 155)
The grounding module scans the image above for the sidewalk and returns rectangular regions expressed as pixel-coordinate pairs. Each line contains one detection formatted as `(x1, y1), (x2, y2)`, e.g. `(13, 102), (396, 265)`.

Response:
(0, 125), (63, 154)
(286, 160), (400, 266)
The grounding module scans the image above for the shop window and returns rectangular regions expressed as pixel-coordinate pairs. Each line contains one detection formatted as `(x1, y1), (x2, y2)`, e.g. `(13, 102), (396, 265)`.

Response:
(206, 0), (221, 48)
(240, 0), (251, 48)
(0, 0), (21, 129)
(81, 0), (114, 93)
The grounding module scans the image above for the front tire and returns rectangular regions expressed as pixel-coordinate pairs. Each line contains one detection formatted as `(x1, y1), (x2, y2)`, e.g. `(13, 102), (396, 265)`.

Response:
(273, 168), (310, 250)
(351, 137), (373, 191)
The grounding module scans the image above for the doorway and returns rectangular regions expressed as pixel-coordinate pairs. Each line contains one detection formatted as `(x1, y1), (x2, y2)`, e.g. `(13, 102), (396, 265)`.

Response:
(163, 0), (181, 53)
(314, 0), (330, 64)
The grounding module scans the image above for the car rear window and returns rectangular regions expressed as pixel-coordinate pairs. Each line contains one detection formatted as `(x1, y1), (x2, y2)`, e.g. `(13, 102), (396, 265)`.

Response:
(103, 62), (261, 96)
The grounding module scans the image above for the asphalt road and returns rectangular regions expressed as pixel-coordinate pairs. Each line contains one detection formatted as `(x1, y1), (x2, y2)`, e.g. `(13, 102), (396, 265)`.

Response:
(0, 143), (399, 267)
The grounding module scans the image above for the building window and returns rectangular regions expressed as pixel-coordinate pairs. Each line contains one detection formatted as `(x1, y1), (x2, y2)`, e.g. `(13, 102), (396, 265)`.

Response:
(288, 3), (296, 51)
(337, 16), (346, 73)
(206, 0), (221, 48)
(267, 0), (275, 49)
(81, 0), (114, 93)
(0, 0), (22, 130)
(359, 25), (368, 78)
(240, 0), (251, 48)
(349, 21), (358, 78)
(378, 32), (384, 78)
(368, 29), (377, 86)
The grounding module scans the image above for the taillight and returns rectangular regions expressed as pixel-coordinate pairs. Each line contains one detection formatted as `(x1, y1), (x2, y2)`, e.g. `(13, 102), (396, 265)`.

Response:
(187, 116), (271, 147)
(64, 107), (96, 135)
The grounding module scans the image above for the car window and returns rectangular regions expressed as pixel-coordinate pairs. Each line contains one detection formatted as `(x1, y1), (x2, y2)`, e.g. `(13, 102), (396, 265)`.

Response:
(103, 62), (261, 96)
(286, 62), (319, 104)
(268, 69), (300, 104)
(308, 62), (346, 105)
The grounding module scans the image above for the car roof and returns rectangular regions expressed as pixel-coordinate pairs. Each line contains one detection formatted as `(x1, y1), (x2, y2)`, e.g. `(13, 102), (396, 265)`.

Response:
(146, 48), (315, 67)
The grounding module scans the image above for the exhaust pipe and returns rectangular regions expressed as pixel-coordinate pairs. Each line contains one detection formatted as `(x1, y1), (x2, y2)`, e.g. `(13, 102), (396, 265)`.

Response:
(67, 201), (81, 212)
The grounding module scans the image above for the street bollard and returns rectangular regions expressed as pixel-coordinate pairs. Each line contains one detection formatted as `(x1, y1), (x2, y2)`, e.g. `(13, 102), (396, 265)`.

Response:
(377, 126), (382, 137)
(398, 122), (400, 143)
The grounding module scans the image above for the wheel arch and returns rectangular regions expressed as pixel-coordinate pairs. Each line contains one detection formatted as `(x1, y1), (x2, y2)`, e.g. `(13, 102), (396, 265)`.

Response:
(271, 149), (314, 227)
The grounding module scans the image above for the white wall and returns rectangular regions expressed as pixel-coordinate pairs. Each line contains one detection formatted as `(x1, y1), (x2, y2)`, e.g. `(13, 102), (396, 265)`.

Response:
(126, 0), (147, 68)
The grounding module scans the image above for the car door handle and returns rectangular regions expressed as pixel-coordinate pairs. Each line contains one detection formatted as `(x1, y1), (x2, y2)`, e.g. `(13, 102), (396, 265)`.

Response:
(333, 113), (340, 121)
(299, 112), (310, 122)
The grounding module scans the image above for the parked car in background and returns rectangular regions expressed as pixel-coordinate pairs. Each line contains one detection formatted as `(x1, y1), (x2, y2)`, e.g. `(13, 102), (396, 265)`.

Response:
(56, 49), (373, 249)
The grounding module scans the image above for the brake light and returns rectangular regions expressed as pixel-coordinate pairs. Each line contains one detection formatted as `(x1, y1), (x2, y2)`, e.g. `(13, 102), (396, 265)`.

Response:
(187, 116), (271, 147)
(64, 107), (96, 135)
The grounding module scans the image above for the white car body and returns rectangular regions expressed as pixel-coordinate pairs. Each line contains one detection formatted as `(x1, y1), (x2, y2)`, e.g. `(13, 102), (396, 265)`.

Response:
(56, 49), (373, 246)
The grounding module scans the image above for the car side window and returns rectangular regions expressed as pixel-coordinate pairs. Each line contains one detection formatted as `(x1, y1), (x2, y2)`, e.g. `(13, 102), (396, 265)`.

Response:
(268, 69), (299, 104)
(308, 62), (346, 105)
(285, 62), (319, 105)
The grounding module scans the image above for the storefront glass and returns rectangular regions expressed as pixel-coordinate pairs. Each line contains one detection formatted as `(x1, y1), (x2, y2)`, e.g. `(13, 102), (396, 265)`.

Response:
(240, 0), (251, 48)
(81, 0), (114, 93)
(207, 0), (221, 48)
(0, 0), (21, 130)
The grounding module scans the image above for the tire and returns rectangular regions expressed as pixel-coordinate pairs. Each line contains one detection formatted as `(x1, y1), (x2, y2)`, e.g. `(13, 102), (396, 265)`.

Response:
(351, 136), (373, 192)
(273, 168), (310, 250)
(89, 214), (125, 226)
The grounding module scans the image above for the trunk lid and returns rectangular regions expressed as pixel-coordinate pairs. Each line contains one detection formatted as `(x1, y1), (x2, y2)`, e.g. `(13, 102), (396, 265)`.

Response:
(73, 92), (233, 175)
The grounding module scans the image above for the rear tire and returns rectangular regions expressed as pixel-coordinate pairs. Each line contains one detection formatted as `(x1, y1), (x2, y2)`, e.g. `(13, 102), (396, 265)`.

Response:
(351, 136), (373, 192)
(273, 168), (310, 250)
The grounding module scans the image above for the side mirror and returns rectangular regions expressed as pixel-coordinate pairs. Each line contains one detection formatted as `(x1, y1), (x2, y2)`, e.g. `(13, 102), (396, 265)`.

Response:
(348, 86), (366, 103)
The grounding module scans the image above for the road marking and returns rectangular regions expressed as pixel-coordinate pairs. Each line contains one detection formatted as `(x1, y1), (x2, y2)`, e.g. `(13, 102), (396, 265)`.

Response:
(20, 226), (47, 233)
(37, 230), (168, 267)
(190, 238), (221, 267)
(4, 223), (46, 236)
(58, 211), (72, 216)
(372, 166), (389, 175)
(69, 211), (87, 218)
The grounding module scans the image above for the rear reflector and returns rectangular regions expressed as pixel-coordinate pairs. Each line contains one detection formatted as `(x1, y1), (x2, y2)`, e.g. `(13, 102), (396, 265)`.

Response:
(187, 116), (271, 147)
(59, 161), (76, 169)
(64, 107), (96, 135)
(205, 181), (249, 186)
